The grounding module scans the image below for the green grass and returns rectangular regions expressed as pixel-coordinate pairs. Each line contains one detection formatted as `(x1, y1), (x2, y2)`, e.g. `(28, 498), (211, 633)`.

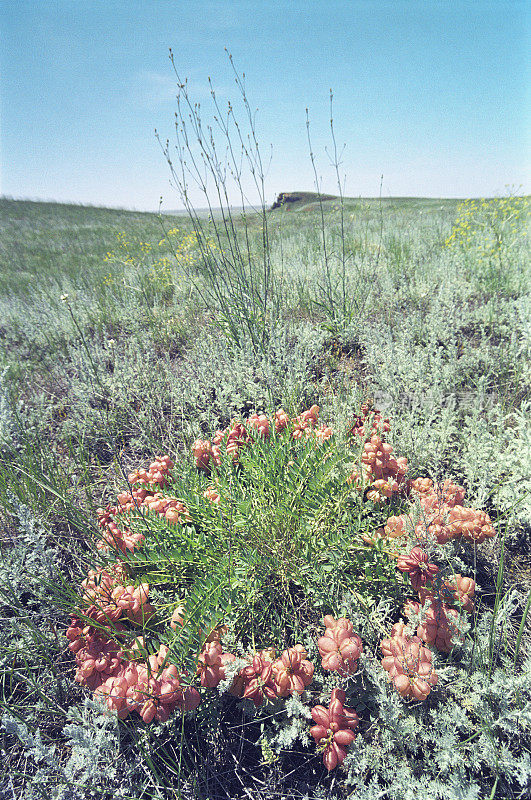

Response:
(0, 192), (530, 799)
(0, 200), (174, 294)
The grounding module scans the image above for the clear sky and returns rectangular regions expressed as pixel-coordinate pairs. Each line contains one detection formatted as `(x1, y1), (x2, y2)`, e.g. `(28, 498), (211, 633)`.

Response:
(1, 0), (529, 210)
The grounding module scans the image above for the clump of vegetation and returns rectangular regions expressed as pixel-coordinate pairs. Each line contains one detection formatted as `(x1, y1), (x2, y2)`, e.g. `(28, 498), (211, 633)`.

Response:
(48, 404), (529, 798)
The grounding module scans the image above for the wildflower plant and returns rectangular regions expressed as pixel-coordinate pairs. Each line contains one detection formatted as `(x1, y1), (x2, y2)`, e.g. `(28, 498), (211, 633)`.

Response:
(45, 395), (531, 798)
(87, 404), (403, 654)
(445, 192), (529, 295)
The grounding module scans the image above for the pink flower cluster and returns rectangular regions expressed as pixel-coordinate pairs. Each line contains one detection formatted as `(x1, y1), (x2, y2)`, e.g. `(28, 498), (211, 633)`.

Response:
(96, 455), (190, 554)
(385, 478), (496, 545)
(348, 403), (390, 439)
(349, 429), (408, 504)
(67, 553), (407, 775)
(66, 549), (203, 725)
(310, 688), (359, 771)
(66, 621), (200, 722)
(310, 615), (363, 770)
(317, 615), (363, 676)
(396, 547), (439, 591)
(380, 624), (438, 700)
(80, 563), (155, 625)
(197, 643), (315, 706)
(192, 405), (333, 474)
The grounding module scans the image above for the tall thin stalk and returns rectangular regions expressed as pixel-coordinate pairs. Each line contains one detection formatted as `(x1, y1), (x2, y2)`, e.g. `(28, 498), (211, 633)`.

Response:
(157, 50), (276, 354)
(306, 108), (334, 321)
(327, 90), (347, 315)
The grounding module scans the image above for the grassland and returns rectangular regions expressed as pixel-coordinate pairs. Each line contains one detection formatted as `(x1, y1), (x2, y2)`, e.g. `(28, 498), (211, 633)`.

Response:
(0, 192), (530, 799)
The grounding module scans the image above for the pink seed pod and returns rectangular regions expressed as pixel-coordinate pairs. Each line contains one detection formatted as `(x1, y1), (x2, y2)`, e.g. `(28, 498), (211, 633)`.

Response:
(384, 514), (410, 539)
(247, 412), (270, 438)
(415, 500), (496, 546)
(417, 479), (466, 510)
(274, 408), (290, 432)
(366, 478), (399, 503)
(218, 420), (249, 463)
(272, 645), (314, 696)
(299, 405), (320, 426)
(434, 574), (476, 613)
(361, 435), (408, 486)
(203, 486), (221, 505)
(234, 654), (280, 707)
(192, 440), (213, 472)
(315, 424), (333, 443)
(380, 632), (438, 700)
(74, 634), (124, 691)
(66, 617), (89, 654)
(170, 605), (185, 631)
(396, 547), (439, 591)
(127, 468), (150, 486)
(408, 596), (464, 653)
(95, 509), (146, 554)
(179, 684), (201, 712)
(196, 641), (227, 689)
(407, 477), (434, 498)
(291, 405), (320, 439)
(164, 500), (190, 524)
(348, 405), (391, 439)
(94, 672), (130, 718)
(318, 616), (363, 676)
(322, 615), (354, 635)
(310, 689), (359, 771)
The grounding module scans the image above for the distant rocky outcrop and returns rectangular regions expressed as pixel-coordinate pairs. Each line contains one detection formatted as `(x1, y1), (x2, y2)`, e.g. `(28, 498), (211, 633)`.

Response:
(270, 191), (338, 211)
(270, 192), (303, 210)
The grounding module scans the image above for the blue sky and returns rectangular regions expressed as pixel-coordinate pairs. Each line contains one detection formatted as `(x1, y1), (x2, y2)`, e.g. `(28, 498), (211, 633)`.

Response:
(1, 0), (529, 210)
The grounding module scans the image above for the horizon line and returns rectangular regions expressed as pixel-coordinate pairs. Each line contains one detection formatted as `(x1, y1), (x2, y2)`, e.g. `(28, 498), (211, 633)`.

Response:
(2, 192), (528, 215)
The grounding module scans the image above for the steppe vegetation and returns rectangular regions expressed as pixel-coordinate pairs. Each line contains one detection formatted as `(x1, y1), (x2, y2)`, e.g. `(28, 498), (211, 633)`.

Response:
(0, 81), (530, 799)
